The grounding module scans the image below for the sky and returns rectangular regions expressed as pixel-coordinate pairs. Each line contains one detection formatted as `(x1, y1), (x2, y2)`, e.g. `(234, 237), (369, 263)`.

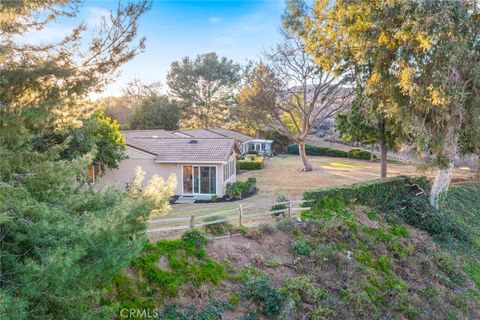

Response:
(24, 0), (286, 97)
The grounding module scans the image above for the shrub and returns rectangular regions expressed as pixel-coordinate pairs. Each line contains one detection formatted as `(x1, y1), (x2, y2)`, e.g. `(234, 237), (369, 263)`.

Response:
(181, 229), (208, 249)
(239, 156), (264, 170)
(241, 277), (285, 317)
(287, 144), (376, 160)
(291, 239), (313, 256)
(284, 276), (328, 303)
(287, 144), (349, 158)
(271, 194), (288, 217)
(303, 176), (430, 213)
(226, 177), (257, 200)
(348, 148), (376, 160)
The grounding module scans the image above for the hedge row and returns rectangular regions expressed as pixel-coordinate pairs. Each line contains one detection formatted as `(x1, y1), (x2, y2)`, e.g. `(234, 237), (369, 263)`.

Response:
(303, 176), (431, 212)
(286, 144), (376, 160)
(238, 155), (264, 170)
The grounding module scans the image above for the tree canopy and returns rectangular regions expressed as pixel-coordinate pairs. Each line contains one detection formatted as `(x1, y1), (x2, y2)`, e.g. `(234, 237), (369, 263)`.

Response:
(167, 52), (241, 128)
(0, 1), (178, 319)
(285, 0), (480, 206)
(128, 94), (180, 130)
(237, 30), (351, 171)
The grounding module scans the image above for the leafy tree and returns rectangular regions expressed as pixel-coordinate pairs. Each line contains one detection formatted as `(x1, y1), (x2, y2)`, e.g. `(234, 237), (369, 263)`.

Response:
(237, 31), (351, 171)
(285, 0), (480, 206)
(64, 110), (127, 170)
(0, 1), (176, 319)
(128, 94), (180, 130)
(335, 92), (401, 162)
(230, 63), (272, 136)
(167, 52), (241, 128)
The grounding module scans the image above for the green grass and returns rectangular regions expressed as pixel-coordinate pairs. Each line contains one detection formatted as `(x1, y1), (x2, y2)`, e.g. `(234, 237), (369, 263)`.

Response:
(108, 231), (226, 317)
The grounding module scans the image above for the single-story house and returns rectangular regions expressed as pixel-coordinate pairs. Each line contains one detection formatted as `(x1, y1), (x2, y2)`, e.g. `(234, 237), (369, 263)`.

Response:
(100, 130), (239, 199)
(173, 128), (273, 155)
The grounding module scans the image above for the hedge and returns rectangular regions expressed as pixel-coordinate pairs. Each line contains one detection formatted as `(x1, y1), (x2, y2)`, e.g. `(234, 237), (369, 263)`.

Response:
(303, 176), (430, 212)
(287, 144), (377, 160)
(239, 155), (264, 170)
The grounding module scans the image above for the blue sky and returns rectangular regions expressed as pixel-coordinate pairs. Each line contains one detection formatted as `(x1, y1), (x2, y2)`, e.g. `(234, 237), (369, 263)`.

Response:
(27, 1), (285, 96)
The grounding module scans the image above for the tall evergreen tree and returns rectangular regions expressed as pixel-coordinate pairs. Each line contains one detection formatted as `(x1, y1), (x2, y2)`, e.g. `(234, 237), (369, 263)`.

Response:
(167, 52), (241, 128)
(0, 2), (178, 319)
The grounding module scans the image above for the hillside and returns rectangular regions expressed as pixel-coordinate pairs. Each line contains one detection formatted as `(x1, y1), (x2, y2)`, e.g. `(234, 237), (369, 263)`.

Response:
(107, 178), (480, 319)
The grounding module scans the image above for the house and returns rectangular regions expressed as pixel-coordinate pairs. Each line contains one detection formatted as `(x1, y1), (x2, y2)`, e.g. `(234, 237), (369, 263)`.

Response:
(173, 128), (273, 155)
(100, 130), (239, 199)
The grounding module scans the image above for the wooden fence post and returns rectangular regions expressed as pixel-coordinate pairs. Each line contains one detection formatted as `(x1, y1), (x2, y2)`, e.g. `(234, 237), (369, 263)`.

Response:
(190, 215), (195, 229)
(239, 204), (243, 227)
(287, 198), (292, 218)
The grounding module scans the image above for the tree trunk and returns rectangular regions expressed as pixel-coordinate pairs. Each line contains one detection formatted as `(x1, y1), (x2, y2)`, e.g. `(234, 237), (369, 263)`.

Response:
(429, 116), (459, 208)
(378, 118), (387, 178)
(370, 144), (375, 162)
(299, 141), (313, 171)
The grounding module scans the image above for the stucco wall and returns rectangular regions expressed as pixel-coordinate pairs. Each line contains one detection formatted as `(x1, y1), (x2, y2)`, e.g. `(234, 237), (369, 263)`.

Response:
(100, 147), (182, 194)
(100, 146), (231, 197)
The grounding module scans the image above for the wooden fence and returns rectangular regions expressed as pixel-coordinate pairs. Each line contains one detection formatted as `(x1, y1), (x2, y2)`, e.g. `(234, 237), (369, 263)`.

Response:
(147, 199), (311, 234)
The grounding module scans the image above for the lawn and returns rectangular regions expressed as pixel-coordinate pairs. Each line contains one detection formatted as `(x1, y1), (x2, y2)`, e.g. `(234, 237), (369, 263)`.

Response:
(163, 155), (476, 219)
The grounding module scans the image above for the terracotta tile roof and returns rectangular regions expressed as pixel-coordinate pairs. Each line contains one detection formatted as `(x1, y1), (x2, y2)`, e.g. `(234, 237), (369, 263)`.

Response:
(122, 130), (236, 163)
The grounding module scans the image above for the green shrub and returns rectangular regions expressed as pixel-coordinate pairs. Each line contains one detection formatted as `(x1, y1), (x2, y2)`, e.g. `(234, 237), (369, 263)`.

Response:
(303, 176), (430, 212)
(291, 239), (312, 256)
(271, 194), (288, 217)
(284, 276), (328, 303)
(348, 148), (376, 160)
(241, 277), (285, 317)
(287, 144), (349, 157)
(226, 177), (257, 200)
(182, 229), (208, 249)
(287, 144), (376, 160)
(239, 156), (264, 170)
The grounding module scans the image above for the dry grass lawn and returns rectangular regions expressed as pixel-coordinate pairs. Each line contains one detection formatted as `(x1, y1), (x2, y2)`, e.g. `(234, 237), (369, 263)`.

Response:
(164, 155), (476, 218)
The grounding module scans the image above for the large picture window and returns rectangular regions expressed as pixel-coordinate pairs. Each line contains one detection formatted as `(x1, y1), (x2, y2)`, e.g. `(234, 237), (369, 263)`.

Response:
(191, 165), (216, 194)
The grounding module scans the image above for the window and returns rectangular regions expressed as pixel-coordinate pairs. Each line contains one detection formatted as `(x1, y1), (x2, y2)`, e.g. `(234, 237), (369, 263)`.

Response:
(224, 157), (235, 181)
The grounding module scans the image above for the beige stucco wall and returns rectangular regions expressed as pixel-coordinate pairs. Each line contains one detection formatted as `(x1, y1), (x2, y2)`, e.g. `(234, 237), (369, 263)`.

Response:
(100, 146), (234, 197)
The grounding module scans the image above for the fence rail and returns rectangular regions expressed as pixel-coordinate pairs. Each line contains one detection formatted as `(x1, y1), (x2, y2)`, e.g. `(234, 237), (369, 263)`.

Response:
(148, 198), (312, 234)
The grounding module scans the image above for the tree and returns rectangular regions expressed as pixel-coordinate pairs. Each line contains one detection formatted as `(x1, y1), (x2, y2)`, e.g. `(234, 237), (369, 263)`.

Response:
(284, 0), (406, 179)
(335, 92), (401, 163)
(122, 78), (162, 108)
(230, 63), (272, 137)
(64, 110), (127, 170)
(128, 94), (180, 130)
(285, 0), (480, 207)
(237, 32), (351, 171)
(0, 1), (174, 319)
(167, 52), (241, 128)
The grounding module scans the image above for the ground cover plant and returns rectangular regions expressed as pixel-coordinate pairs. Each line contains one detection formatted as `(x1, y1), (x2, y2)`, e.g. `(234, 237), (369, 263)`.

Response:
(108, 180), (480, 319)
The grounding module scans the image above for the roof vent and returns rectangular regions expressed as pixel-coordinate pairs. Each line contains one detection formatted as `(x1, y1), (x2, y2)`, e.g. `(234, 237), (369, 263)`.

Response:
(189, 139), (198, 144)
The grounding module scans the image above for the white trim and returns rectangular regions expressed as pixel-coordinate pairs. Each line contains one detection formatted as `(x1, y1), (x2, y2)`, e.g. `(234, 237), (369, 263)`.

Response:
(182, 164), (219, 196)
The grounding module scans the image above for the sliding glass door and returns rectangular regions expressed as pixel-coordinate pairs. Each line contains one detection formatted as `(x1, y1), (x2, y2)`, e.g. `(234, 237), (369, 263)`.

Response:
(191, 165), (216, 194)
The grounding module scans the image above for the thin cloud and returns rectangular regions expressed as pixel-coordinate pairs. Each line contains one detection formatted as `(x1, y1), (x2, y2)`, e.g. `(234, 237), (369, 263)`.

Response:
(208, 16), (222, 24)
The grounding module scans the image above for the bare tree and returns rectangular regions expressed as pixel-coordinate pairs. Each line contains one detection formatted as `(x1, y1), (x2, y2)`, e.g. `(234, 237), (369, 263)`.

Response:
(123, 78), (162, 107)
(238, 31), (351, 171)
